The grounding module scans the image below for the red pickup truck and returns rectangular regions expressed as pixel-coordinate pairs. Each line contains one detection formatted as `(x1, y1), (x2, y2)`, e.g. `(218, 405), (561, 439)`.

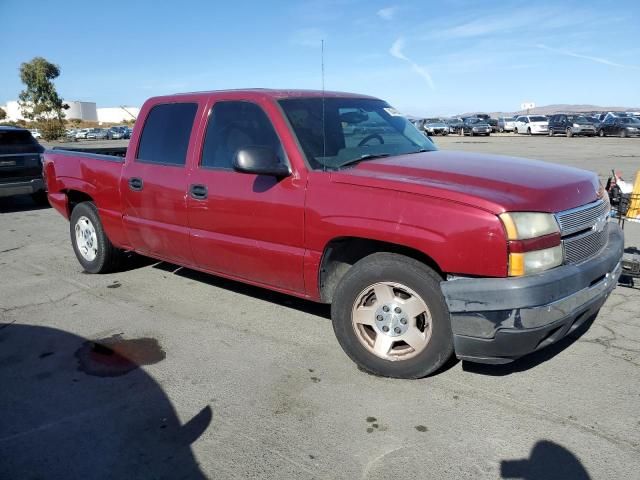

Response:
(43, 89), (624, 378)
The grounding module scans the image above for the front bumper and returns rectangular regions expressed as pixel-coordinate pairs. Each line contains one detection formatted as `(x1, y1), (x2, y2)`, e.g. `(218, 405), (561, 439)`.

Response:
(0, 178), (45, 198)
(441, 224), (624, 364)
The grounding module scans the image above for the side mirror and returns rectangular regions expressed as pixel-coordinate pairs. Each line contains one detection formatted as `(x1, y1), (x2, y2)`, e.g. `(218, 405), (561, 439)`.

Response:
(233, 146), (290, 177)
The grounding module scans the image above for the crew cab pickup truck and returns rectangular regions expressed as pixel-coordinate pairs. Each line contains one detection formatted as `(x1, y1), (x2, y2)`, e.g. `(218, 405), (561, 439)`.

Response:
(43, 89), (624, 378)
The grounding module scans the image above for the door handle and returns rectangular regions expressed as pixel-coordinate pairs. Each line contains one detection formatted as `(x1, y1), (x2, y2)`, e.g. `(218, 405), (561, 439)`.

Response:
(189, 184), (208, 200)
(128, 177), (143, 191)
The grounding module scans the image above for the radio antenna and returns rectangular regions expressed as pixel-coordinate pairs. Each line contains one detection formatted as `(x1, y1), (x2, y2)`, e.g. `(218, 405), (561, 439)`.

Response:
(321, 39), (327, 167)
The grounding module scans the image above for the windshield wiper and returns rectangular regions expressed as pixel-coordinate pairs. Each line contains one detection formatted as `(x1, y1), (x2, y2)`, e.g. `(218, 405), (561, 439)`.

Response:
(336, 153), (390, 169)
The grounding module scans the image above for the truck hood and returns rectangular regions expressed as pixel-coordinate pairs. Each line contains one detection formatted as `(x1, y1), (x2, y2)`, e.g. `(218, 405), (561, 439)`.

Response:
(330, 151), (601, 214)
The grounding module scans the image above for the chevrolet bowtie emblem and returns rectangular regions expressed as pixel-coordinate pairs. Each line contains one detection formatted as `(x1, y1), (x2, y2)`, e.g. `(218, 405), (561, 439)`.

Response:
(592, 215), (607, 233)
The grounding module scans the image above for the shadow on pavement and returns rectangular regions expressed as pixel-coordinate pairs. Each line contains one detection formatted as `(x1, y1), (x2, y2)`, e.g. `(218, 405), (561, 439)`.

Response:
(501, 440), (591, 479)
(462, 312), (598, 376)
(0, 324), (210, 479)
(0, 194), (51, 214)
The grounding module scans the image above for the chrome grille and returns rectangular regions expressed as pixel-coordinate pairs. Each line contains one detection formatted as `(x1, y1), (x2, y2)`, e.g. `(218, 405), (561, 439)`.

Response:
(555, 198), (610, 265)
(563, 228), (608, 264)
(556, 198), (609, 236)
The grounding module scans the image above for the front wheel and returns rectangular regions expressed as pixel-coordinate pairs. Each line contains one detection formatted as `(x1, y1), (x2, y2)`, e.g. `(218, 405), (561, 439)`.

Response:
(566, 128), (573, 138)
(599, 129), (605, 137)
(70, 202), (121, 273)
(331, 253), (454, 379)
(527, 128), (532, 135)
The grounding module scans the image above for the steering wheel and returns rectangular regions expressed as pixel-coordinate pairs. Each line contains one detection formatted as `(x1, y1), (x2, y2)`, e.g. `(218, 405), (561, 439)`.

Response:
(358, 134), (384, 147)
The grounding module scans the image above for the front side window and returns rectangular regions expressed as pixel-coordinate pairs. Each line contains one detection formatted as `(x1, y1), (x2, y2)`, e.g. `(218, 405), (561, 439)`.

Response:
(279, 97), (435, 170)
(200, 101), (285, 170)
(136, 103), (198, 166)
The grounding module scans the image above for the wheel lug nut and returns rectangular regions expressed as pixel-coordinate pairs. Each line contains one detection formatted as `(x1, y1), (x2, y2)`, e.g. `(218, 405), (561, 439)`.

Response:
(400, 318), (407, 325)
(394, 307), (402, 314)
(394, 327), (401, 334)
(376, 315), (383, 321)
(382, 306), (389, 312)
(382, 326), (389, 332)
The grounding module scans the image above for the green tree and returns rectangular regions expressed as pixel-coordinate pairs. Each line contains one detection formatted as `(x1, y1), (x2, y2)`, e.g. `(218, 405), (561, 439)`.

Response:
(18, 57), (68, 140)
(0, 107), (6, 121)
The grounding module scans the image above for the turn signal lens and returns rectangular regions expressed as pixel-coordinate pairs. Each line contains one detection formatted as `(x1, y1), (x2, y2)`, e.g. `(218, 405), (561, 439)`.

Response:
(508, 245), (563, 276)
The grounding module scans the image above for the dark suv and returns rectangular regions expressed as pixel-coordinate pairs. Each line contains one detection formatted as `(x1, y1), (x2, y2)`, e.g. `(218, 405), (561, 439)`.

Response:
(548, 114), (596, 137)
(0, 127), (47, 203)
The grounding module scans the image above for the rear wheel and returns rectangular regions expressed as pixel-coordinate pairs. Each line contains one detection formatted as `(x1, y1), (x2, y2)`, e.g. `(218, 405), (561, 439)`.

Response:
(599, 129), (605, 137)
(566, 128), (573, 138)
(527, 127), (532, 135)
(70, 202), (121, 273)
(331, 253), (454, 379)
(515, 128), (519, 134)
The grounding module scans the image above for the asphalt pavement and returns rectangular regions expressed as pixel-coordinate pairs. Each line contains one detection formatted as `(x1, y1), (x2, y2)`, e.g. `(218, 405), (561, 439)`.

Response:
(1, 135), (639, 479)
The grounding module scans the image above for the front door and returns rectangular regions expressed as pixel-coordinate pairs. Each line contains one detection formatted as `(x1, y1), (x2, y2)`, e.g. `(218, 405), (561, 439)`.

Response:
(186, 99), (306, 294)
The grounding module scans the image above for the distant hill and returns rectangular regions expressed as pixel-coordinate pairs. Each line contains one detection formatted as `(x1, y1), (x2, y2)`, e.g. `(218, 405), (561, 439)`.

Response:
(459, 104), (640, 118)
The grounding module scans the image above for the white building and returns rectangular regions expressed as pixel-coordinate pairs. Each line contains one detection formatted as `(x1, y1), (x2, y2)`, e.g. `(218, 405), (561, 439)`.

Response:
(1, 100), (97, 122)
(97, 106), (140, 123)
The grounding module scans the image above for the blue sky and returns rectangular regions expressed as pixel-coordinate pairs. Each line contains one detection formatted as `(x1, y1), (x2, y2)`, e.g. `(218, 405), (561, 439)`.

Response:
(1, 0), (639, 116)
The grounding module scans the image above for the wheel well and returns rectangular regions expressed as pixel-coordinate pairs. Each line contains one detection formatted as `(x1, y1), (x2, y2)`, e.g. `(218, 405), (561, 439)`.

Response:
(65, 190), (94, 215)
(318, 237), (444, 303)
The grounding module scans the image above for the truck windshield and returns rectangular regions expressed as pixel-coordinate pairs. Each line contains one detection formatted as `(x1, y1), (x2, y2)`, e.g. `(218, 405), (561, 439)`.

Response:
(279, 97), (436, 170)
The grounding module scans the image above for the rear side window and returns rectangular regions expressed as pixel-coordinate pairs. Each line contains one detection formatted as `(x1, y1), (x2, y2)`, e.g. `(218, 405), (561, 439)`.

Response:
(0, 129), (43, 155)
(200, 101), (284, 170)
(136, 103), (197, 166)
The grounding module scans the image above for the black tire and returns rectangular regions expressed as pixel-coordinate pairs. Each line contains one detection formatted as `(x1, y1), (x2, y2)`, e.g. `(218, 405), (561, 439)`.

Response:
(69, 201), (121, 273)
(566, 128), (573, 138)
(599, 129), (605, 137)
(515, 128), (519, 135)
(548, 129), (554, 137)
(331, 253), (454, 379)
(31, 190), (49, 205)
(527, 128), (532, 135)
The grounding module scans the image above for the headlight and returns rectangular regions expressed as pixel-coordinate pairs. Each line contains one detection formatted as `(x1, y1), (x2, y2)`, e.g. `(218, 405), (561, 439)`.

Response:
(500, 212), (563, 276)
(573, 123), (580, 128)
(499, 212), (559, 240)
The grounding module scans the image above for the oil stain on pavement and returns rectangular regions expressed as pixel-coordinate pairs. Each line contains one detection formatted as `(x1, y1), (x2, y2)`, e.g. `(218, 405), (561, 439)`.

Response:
(75, 334), (165, 377)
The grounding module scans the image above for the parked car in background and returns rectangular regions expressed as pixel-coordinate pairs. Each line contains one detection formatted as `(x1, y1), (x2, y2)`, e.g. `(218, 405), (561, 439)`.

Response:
(584, 116), (601, 130)
(43, 88), (623, 378)
(548, 114), (597, 137)
(107, 126), (128, 139)
(598, 116), (640, 137)
(75, 128), (91, 139)
(487, 118), (498, 133)
(474, 114), (491, 121)
(446, 118), (464, 134)
(460, 117), (491, 136)
(424, 119), (449, 136)
(497, 116), (516, 132)
(86, 128), (109, 140)
(514, 115), (548, 135)
(29, 129), (42, 139)
(0, 126), (47, 203)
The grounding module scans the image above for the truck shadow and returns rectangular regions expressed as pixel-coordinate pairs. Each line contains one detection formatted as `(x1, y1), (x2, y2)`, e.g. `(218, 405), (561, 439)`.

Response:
(152, 261), (332, 320)
(0, 323), (210, 479)
(462, 313), (598, 376)
(501, 440), (591, 479)
(0, 194), (51, 213)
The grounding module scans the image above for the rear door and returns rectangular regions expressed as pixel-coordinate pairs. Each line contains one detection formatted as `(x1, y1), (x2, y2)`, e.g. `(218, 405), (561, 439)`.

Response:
(186, 98), (306, 293)
(121, 102), (200, 265)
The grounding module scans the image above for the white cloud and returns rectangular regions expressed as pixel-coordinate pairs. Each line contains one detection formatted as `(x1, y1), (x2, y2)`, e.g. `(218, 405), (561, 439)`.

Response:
(535, 44), (640, 70)
(377, 6), (397, 20)
(389, 38), (435, 89)
(290, 28), (326, 48)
